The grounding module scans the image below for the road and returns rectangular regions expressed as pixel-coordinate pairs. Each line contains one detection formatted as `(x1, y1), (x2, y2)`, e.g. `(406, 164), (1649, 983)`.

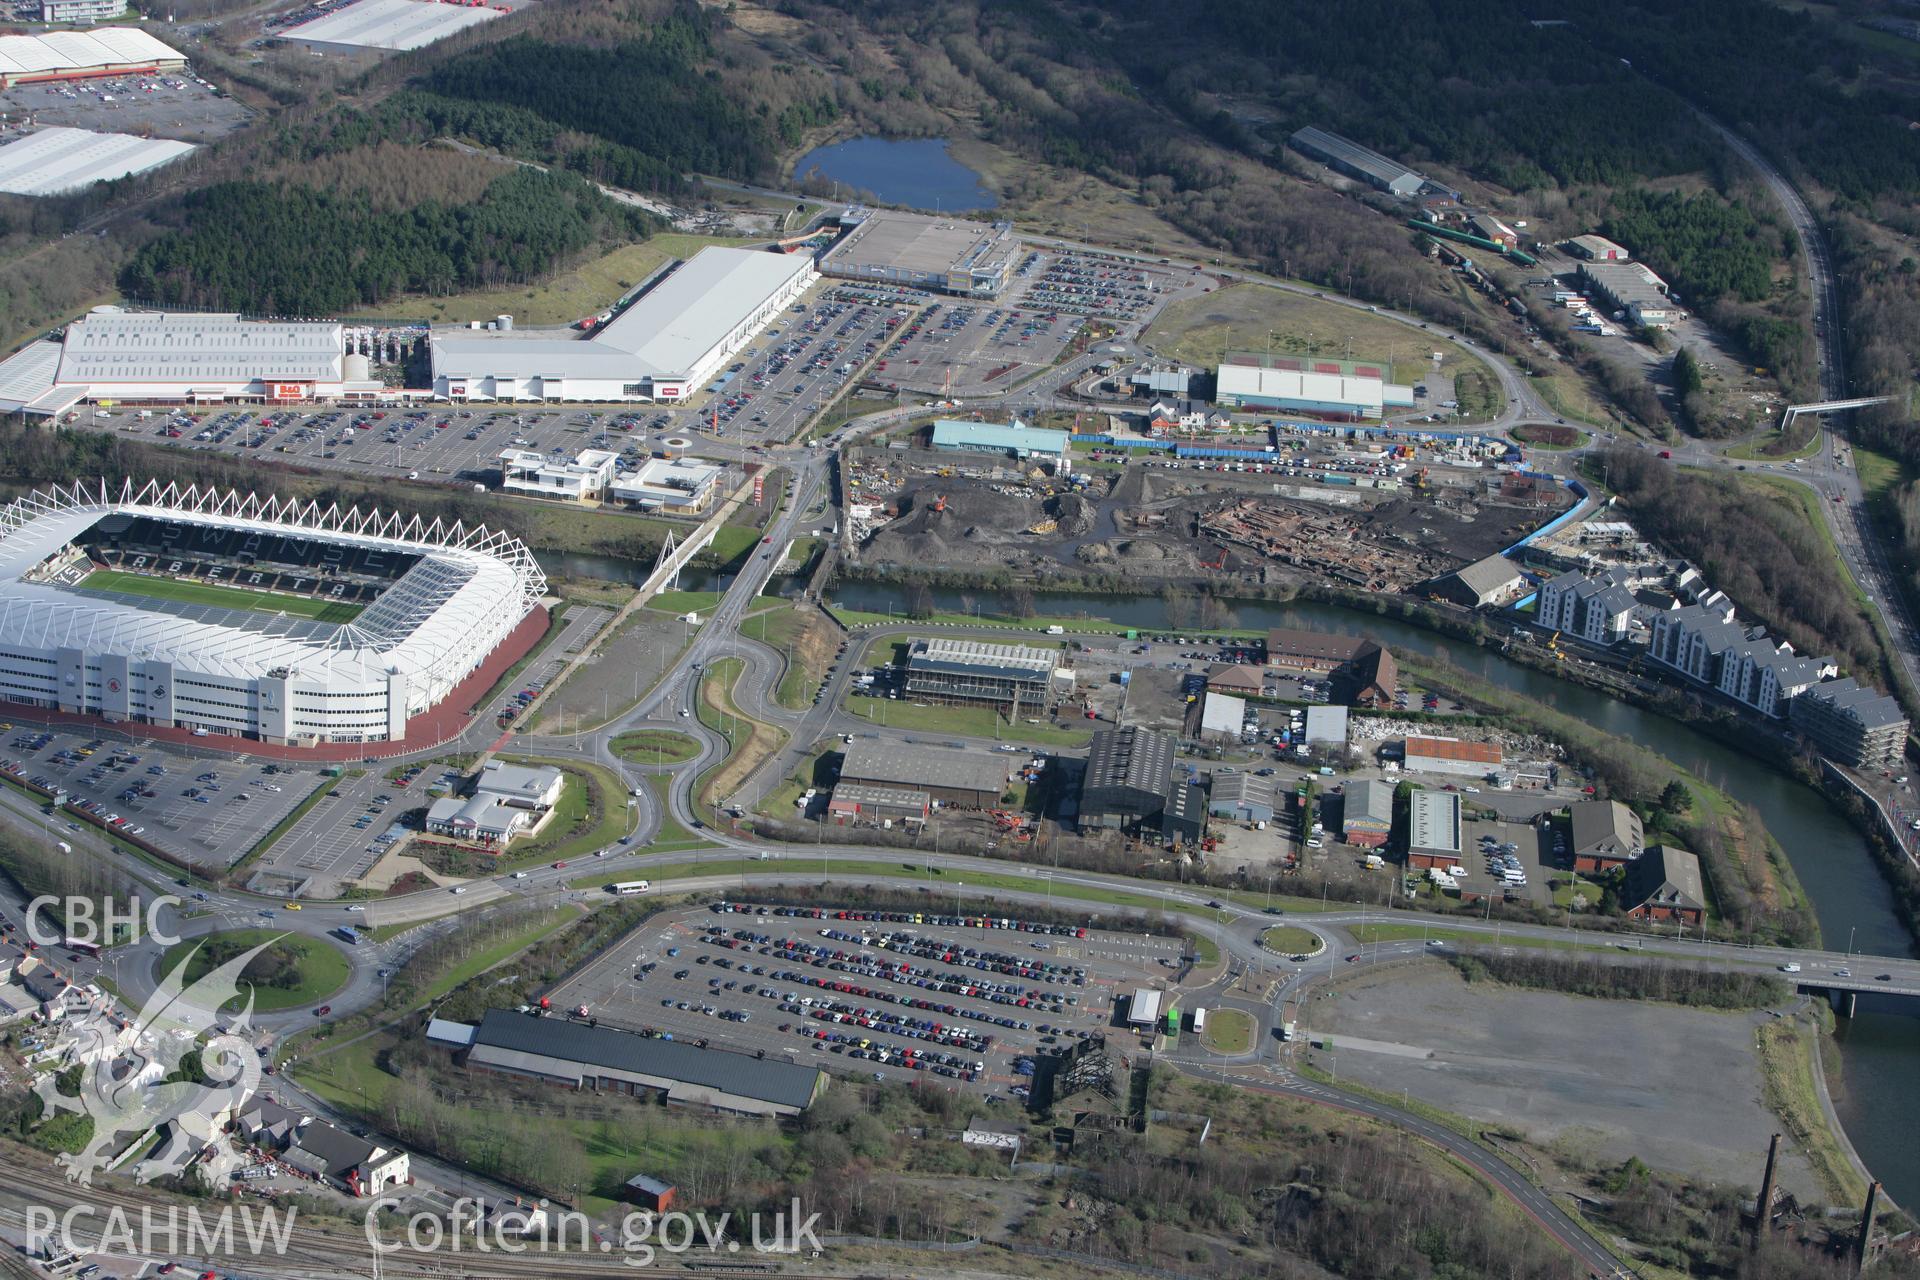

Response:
(8, 198), (1894, 1275)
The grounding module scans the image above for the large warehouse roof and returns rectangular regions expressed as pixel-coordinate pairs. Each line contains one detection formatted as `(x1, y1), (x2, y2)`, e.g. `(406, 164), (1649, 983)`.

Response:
(0, 480), (543, 690)
(0, 341), (84, 416)
(592, 248), (813, 373)
(0, 28), (183, 77)
(432, 247), (812, 382)
(912, 636), (1059, 680)
(0, 127), (195, 197)
(280, 0), (503, 52)
(57, 309), (343, 386)
(469, 1009), (824, 1111)
(839, 739), (1008, 796)
(1216, 364), (1384, 412)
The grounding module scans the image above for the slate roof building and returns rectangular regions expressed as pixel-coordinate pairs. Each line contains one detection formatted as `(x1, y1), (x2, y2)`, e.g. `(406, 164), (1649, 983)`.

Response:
(1568, 799), (1644, 872)
(1622, 845), (1706, 925)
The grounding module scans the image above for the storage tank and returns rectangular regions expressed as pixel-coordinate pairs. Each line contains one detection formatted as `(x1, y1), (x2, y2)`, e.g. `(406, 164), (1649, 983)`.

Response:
(497, 314), (514, 331)
(342, 352), (371, 382)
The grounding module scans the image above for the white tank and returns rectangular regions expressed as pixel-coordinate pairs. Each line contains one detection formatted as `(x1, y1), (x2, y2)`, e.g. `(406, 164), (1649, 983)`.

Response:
(342, 352), (371, 381)
(496, 314), (514, 331)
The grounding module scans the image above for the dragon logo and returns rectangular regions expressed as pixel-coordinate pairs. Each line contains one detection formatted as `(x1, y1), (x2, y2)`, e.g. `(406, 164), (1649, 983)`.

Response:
(36, 937), (275, 1185)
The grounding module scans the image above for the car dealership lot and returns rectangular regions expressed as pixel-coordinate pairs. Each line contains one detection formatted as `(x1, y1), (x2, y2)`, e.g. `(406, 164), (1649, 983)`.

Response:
(548, 899), (1183, 1099)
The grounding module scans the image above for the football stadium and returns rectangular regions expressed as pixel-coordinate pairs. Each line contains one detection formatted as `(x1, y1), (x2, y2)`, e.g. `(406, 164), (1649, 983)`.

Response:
(0, 480), (546, 749)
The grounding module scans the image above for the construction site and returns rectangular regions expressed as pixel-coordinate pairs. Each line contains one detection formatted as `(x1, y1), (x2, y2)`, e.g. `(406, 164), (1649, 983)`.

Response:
(839, 441), (1573, 592)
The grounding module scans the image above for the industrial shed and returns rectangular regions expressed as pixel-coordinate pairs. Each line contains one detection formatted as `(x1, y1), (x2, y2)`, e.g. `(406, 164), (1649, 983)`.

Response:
(1208, 771), (1274, 824)
(0, 28), (185, 88)
(0, 128), (195, 197)
(461, 1009), (827, 1117)
(279, 0), (503, 52)
(838, 739), (1008, 808)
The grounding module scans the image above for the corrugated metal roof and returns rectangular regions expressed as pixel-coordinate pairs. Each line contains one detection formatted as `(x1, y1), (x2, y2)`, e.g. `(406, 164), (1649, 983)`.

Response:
(471, 1009), (824, 1109)
(1405, 737), (1503, 764)
(930, 420), (1070, 455)
(839, 739), (1007, 796)
(58, 310), (342, 384)
(1408, 789), (1461, 855)
(1303, 705), (1348, 742)
(1216, 364), (1384, 410)
(0, 127), (194, 197)
(281, 0), (501, 50)
(1200, 691), (1244, 734)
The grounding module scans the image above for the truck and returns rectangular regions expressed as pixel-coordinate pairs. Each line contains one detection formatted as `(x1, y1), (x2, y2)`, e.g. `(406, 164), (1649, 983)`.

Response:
(1045, 625), (1065, 635)
(1191, 1007), (1208, 1034)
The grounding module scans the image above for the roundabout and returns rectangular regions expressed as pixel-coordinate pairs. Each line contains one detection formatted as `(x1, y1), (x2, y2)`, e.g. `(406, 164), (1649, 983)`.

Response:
(157, 928), (351, 1013)
(1259, 924), (1325, 958)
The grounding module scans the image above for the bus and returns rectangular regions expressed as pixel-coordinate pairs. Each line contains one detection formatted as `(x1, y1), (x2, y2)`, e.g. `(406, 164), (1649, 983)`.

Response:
(607, 881), (652, 897)
(63, 939), (100, 958)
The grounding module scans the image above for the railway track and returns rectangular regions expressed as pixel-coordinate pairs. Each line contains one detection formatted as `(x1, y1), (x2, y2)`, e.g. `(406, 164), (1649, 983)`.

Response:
(0, 1155), (830, 1280)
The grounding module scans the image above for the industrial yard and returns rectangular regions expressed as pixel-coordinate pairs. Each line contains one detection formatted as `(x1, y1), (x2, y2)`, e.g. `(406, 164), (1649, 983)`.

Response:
(843, 437), (1573, 588)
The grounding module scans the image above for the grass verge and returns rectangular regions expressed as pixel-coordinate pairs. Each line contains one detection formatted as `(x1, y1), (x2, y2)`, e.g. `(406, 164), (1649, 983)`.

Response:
(1200, 1008), (1254, 1054)
(1260, 924), (1323, 955)
(843, 693), (1092, 748)
(1755, 1018), (1868, 1206)
(158, 928), (349, 1012)
(610, 729), (702, 766)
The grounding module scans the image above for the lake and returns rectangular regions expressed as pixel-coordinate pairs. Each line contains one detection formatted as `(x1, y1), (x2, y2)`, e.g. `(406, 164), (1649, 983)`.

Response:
(791, 137), (997, 212)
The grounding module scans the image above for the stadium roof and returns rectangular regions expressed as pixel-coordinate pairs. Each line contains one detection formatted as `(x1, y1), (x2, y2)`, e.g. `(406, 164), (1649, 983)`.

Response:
(0, 128), (195, 197)
(470, 1009), (824, 1111)
(57, 310), (343, 386)
(0, 28), (182, 77)
(0, 480), (543, 691)
(280, 0), (502, 50)
(433, 248), (811, 383)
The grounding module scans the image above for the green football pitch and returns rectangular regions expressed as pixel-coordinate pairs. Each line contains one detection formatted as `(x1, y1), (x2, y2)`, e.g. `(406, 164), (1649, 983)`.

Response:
(82, 569), (366, 624)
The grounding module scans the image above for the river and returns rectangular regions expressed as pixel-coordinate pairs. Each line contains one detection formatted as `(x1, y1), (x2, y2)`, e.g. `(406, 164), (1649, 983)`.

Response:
(825, 577), (1920, 1203)
(790, 137), (996, 212)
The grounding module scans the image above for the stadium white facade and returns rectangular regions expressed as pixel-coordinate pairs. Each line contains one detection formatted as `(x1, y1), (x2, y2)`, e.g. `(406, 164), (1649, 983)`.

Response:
(0, 480), (544, 746)
(430, 247), (817, 403)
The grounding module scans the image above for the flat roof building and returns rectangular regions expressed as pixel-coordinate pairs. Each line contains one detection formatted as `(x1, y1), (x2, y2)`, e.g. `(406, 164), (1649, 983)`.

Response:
(432, 247), (817, 403)
(1304, 705), (1349, 745)
(1288, 126), (1427, 197)
(838, 739), (1007, 808)
(498, 448), (619, 503)
(905, 636), (1069, 709)
(929, 420), (1071, 467)
(608, 457), (722, 514)
(1199, 691), (1246, 742)
(0, 127), (195, 196)
(463, 1009), (827, 1117)
(819, 208), (1019, 298)
(41, 0), (126, 22)
(1408, 789), (1462, 867)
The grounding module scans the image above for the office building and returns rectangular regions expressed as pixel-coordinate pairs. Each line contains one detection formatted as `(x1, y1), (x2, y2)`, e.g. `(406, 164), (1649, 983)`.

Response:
(904, 636), (1069, 709)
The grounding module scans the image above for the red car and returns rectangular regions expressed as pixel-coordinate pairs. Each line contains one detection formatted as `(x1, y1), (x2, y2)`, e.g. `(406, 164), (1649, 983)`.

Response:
(313, 1005), (331, 1017)
(552, 860), (567, 869)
